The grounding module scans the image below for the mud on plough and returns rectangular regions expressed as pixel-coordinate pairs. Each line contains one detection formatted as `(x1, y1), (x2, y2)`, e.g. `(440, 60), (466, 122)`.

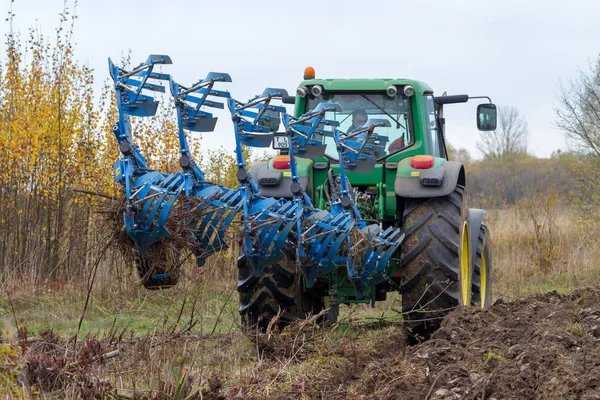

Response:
(108, 54), (403, 307)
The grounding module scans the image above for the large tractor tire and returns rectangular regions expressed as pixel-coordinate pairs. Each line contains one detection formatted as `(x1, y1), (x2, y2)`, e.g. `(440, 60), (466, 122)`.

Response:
(472, 224), (493, 309)
(135, 245), (180, 290)
(237, 247), (335, 331)
(400, 185), (471, 341)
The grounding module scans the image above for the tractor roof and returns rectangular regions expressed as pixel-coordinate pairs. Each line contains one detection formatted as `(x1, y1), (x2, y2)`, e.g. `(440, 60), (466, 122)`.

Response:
(298, 78), (433, 95)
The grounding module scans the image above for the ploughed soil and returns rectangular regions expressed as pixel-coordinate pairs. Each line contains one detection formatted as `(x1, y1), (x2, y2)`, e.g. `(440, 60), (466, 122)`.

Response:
(232, 287), (600, 399)
(5, 288), (600, 399)
(372, 287), (600, 400)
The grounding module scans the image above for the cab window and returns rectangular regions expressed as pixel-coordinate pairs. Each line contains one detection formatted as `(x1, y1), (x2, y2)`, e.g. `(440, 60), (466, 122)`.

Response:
(423, 94), (442, 157)
(306, 92), (413, 160)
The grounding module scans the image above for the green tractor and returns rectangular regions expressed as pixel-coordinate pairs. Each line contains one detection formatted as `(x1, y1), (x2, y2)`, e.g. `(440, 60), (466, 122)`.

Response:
(242, 67), (496, 339)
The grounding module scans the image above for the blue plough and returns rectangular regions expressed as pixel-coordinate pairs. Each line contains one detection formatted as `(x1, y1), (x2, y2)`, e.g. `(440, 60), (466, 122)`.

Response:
(108, 54), (403, 295)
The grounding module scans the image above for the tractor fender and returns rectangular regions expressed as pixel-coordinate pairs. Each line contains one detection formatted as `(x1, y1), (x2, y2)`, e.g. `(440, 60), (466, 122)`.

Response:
(394, 160), (465, 199)
(250, 161), (312, 198)
(468, 208), (487, 272)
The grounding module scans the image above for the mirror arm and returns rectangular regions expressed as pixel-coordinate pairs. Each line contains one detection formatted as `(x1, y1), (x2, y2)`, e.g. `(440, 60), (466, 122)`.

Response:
(468, 95), (493, 104)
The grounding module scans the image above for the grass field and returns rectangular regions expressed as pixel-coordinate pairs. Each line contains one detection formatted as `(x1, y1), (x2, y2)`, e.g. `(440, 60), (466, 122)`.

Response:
(488, 207), (600, 297)
(2, 207), (600, 398)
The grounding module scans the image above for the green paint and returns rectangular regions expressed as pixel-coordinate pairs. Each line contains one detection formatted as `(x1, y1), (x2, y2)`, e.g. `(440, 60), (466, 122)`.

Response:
(377, 182), (386, 220)
(312, 164), (330, 204)
(316, 185), (325, 209)
(330, 164), (384, 186)
(385, 189), (396, 218)
(328, 269), (374, 306)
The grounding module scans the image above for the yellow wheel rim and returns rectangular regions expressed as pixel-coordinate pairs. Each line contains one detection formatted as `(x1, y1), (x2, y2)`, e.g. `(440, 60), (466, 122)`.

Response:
(480, 250), (487, 309)
(460, 221), (471, 305)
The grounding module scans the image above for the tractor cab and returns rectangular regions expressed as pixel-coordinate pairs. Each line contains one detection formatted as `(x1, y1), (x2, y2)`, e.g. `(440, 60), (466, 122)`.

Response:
(251, 67), (497, 224)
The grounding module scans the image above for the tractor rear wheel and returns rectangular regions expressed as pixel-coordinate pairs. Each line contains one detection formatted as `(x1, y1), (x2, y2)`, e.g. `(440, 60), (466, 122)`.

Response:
(400, 185), (471, 341)
(237, 247), (337, 330)
(472, 224), (493, 309)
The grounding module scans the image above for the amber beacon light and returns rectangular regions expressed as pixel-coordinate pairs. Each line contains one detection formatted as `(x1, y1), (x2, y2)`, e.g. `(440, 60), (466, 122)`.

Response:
(303, 66), (315, 80)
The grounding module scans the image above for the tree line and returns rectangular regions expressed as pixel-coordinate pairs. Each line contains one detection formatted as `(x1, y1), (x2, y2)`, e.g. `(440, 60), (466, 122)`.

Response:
(0, 4), (598, 282)
(447, 56), (600, 217)
(0, 8), (246, 281)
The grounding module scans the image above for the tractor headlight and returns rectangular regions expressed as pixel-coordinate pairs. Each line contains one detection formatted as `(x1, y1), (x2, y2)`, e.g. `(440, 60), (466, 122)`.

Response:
(297, 86), (308, 98)
(310, 85), (323, 97)
(386, 86), (398, 97)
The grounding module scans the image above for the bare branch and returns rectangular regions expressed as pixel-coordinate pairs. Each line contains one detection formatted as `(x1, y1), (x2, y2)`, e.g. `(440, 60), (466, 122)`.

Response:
(556, 57), (600, 156)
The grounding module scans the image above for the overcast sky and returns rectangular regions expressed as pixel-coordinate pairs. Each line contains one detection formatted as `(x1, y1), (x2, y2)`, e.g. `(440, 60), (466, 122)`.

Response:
(3, 0), (600, 159)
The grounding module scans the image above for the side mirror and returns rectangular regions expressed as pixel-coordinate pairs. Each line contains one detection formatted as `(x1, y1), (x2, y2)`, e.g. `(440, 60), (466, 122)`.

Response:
(477, 104), (497, 131)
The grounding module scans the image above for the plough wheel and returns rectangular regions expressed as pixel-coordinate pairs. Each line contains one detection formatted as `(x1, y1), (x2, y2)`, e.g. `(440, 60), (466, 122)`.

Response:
(237, 247), (326, 330)
(135, 246), (180, 290)
(400, 185), (471, 342)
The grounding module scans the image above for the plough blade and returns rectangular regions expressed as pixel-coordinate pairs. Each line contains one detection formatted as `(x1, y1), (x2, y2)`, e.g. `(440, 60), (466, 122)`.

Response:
(356, 228), (404, 287)
(191, 186), (243, 265)
(138, 71), (171, 81)
(145, 54), (173, 65)
(183, 116), (219, 132)
(184, 96), (225, 109)
(123, 78), (166, 93)
(239, 132), (274, 147)
(261, 88), (289, 97)
(292, 139), (326, 159)
(125, 172), (185, 254)
(109, 56), (172, 120)
(123, 99), (160, 117)
(204, 72), (232, 83)
(344, 156), (377, 174)
(245, 198), (300, 265)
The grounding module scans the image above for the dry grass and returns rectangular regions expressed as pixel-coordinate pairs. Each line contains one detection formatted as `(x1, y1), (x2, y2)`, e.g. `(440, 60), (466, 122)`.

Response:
(0, 247), (406, 398)
(3, 206), (600, 397)
(486, 206), (600, 299)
